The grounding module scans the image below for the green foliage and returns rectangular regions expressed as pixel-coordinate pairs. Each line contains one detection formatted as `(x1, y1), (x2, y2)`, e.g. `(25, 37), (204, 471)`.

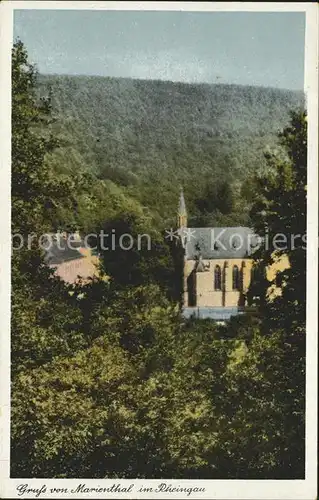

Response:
(194, 180), (234, 216)
(38, 74), (304, 182)
(38, 73), (304, 227)
(12, 41), (79, 236)
(96, 210), (177, 298)
(244, 110), (307, 478)
(11, 266), (86, 376)
(11, 281), (234, 479)
(222, 327), (305, 478)
(11, 40), (87, 377)
(11, 337), (137, 478)
(11, 40), (306, 481)
(249, 110), (307, 334)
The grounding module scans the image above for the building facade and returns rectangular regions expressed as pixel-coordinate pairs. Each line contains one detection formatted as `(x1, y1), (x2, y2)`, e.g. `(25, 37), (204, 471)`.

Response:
(44, 232), (100, 284)
(178, 190), (259, 320)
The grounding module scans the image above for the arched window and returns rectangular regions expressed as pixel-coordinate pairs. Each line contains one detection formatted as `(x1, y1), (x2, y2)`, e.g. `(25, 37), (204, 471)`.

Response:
(214, 265), (222, 290)
(232, 265), (240, 290)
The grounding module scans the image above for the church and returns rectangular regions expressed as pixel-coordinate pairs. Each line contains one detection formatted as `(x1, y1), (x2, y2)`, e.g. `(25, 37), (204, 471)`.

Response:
(44, 190), (288, 322)
(177, 189), (286, 321)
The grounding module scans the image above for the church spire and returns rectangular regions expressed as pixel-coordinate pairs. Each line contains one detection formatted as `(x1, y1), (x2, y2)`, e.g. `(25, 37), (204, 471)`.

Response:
(178, 187), (187, 229)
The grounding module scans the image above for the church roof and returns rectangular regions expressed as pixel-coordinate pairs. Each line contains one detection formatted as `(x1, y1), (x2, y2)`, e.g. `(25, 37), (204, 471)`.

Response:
(185, 227), (258, 260)
(43, 237), (100, 284)
(44, 238), (85, 265)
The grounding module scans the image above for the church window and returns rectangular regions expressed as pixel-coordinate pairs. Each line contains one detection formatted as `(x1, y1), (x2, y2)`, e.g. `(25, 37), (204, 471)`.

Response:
(214, 265), (222, 290)
(232, 265), (240, 290)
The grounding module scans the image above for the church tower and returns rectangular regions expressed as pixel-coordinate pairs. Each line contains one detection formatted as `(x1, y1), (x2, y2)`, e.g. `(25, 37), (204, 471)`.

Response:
(177, 187), (188, 230)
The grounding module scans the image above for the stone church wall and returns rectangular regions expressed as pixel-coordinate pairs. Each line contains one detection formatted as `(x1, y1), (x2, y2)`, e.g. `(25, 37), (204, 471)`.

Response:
(183, 258), (254, 308)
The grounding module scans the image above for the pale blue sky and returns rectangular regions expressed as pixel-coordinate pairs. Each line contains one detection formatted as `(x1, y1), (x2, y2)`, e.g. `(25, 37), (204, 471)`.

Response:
(14, 10), (305, 90)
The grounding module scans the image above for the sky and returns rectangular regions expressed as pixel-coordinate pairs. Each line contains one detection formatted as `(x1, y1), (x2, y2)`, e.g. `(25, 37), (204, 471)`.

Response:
(14, 10), (305, 90)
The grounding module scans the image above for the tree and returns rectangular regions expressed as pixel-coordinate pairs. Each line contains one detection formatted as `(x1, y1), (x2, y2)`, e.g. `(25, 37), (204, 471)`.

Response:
(11, 336), (138, 478)
(11, 283), (182, 478)
(11, 39), (307, 481)
(12, 39), (82, 237)
(241, 110), (307, 478)
(216, 180), (234, 215)
(11, 40), (92, 377)
(248, 110), (307, 335)
(96, 209), (176, 298)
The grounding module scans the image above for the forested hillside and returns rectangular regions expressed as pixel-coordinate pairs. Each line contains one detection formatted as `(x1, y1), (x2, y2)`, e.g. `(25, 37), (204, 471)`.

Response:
(11, 41), (306, 480)
(38, 75), (304, 226)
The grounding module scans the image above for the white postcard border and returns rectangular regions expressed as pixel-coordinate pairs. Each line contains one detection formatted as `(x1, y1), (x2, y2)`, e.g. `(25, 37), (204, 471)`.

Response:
(0, 2), (318, 499)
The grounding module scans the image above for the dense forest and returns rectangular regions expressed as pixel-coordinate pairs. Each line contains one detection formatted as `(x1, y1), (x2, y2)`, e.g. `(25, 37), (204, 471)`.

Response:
(11, 40), (306, 480)
(38, 73), (304, 227)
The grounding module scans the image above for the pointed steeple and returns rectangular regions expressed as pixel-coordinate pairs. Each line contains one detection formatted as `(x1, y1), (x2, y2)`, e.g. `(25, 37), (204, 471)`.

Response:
(178, 187), (187, 229)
